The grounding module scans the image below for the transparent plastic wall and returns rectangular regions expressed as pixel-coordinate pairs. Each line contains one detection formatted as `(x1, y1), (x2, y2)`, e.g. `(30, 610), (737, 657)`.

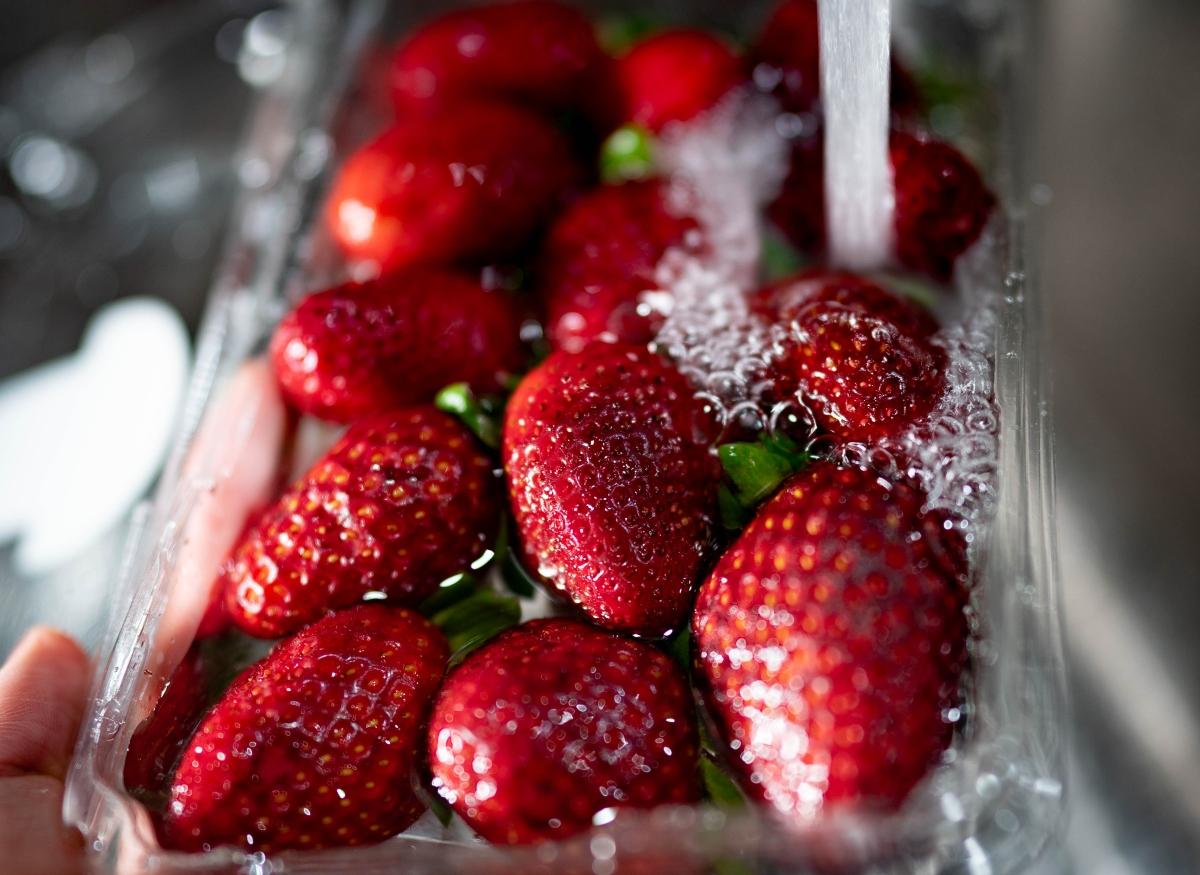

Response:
(64, 1), (1067, 872)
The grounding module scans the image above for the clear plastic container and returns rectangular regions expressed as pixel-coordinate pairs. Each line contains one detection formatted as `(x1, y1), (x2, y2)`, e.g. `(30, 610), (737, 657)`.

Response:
(64, 1), (1068, 872)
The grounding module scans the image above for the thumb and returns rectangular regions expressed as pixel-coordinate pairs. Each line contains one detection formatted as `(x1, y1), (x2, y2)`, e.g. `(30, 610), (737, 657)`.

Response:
(0, 627), (90, 779)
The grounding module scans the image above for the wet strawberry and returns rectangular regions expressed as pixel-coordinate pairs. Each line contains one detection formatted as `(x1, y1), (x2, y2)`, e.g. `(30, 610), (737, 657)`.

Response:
(769, 131), (994, 278)
(428, 618), (699, 844)
(162, 606), (448, 853)
(750, 0), (921, 117)
(124, 648), (209, 801)
(615, 29), (744, 132)
(755, 270), (945, 442)
(326, 101), (579, 270)
(766, 132), (825, 255)
(504, 342), (718, 636)
(891, 131), (995, 280)
(223, 409), (500, 638)
(754, 269), (939, 339)
(271, 269), (525, 423)
(389, 1), (609, 119)
(540, 180), (703, 352)
(693, 462), (969, 818)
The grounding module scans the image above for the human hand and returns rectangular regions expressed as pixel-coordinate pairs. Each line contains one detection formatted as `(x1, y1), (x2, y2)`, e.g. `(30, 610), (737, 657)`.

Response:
(0, 627), (90, 875)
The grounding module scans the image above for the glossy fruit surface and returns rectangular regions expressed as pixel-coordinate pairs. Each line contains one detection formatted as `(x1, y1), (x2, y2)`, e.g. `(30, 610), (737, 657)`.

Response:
(326, 101), (579, 270)
(769, 132), (994, 279)
(428, 618), (700, 844)
(389, 0), (608, 117)
(891, 131), (995, 280)
(271, 270), (525, 422)
(693, 462), (969, 817)
(755, 271), (945, 442)
(750, 0), (921, 117)
(540, 180), (702, 352)
(223, 409), (500, 638)
(504, 342), (718, 636)
(163, 606), (449, 853)
(616, 29), (744, 132)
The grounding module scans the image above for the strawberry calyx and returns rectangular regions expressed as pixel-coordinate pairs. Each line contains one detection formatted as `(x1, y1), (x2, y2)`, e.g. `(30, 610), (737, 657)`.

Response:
(419, 571), (520, 665)
(431, 590), (521, 664)
(435, 382), (505, 449)
(600, 123), (657, 183)
(701, 756), (746, 809)
(717, 434), (810, 521)
(597, 14), (662, 54)
(494, 515), (540, 598)
(761, 226), (809, 281)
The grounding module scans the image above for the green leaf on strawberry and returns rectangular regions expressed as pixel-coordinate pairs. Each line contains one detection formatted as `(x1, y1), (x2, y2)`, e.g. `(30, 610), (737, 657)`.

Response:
(431, 590), (521, 664)
(600, 123), (656, 183)
(700, 755), (745, 809)
(427, 790), (456, 828)
(761, 227), (809, 281)
(718, 437), (809, 509)
(597, 14), (662, 55)
(435, 382), (503, 449)
(418, 572), (479, 615)
(872, 270), (941, 312)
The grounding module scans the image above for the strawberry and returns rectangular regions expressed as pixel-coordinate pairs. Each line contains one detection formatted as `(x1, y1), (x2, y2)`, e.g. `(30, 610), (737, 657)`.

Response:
(162, 605), (448, 853)
(754, 270), (945, 442)
(504, 342), (719, 636)
(749, 0), (921, 118)
(389, 1), (609, 119)
(124, 647), (210, 802)
(891, 131), (995, 280)
(693, 462), (969, 818)
(615, 29), (744, 132)
(325, 101), (580, 270)
(769, 131), (994, 279)
(223, 408), (500, 638)
(540, 180), (703, 352)
(766, 132), (825, 255)
(428, 618), (699, 844)
(271, 269), (525, 423)
(754, 269), (939, 340)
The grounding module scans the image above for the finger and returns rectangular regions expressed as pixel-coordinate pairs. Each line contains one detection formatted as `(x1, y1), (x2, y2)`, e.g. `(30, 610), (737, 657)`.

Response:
(0, 627), (90, 779)
(0, 775), (85, 875)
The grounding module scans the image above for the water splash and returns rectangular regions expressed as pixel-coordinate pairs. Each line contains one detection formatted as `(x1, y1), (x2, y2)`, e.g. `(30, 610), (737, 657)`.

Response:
(837, 225), (1005, 530)
(648, 92), (789, 440)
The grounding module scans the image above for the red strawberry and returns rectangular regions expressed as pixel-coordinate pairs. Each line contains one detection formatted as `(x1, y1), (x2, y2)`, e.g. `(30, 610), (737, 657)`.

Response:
(162, 605), (448, 853)
(124, 647), (209, 801)
(750, 0), (921, 118)
(754, 270), (945, 442)
(540, 180), (703, 352)
(754, 269), (939, 339)
(504, 342), (719, 636)
(766, 132), (825, 255)
(891, 131), (996, 280)
(271, 269), (525, 423)
(615, 29), (744, 132)
(769, 131), (994, 279)
(389, 1), (609, 119)
(325, 101), (579, 270)
(693, 462), (969, 818)
(428, 618), (699, 844)
(223, 408), (500, 638)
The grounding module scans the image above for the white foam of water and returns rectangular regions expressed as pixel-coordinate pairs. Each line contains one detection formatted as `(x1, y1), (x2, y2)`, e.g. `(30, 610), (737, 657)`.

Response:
(838, 225), (1005, 531)
(648, 92), (790, 439)
(818, 0), (895, 269)
(642, 87), (1002, 536)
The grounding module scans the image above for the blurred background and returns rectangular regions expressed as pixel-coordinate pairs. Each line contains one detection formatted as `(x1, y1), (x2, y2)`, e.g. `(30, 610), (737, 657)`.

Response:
(0, 0), (1197, 872)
